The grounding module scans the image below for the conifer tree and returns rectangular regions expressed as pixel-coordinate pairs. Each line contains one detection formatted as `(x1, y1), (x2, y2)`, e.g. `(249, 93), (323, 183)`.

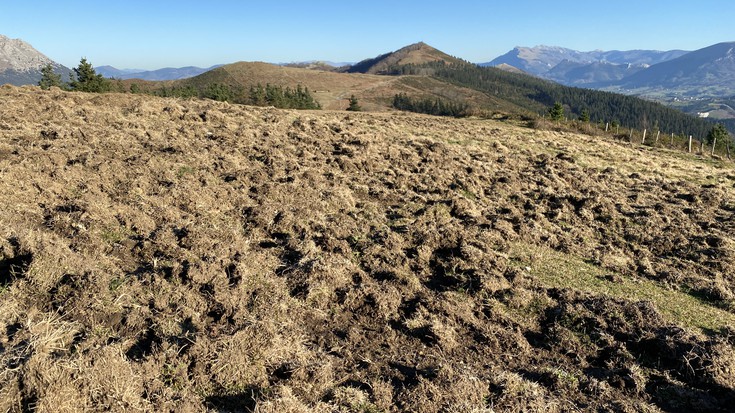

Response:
(548, 102), (564, 121)
(38, 64), (63, 90)
(706, 123), (730, 146)
(69, 58), (111, 93)
(347, 95), (361, 111)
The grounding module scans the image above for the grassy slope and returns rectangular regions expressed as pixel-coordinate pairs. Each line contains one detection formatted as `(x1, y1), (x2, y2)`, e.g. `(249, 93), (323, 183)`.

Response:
(1, 86), (735, 412)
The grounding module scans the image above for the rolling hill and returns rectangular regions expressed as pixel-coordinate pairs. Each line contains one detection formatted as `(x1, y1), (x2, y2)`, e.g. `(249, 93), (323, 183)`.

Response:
(167, 55), (519, 112)
(150, 42), (713, 138)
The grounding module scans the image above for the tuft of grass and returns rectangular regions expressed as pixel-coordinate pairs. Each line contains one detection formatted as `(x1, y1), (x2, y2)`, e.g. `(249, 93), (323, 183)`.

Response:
(100, 225), (133, 244)
(510, 242), (735, 333)
(176, 165), (195, 178)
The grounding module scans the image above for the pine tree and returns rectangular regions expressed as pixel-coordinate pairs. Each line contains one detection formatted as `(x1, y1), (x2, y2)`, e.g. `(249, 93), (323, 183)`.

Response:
(38, 64), (63, 90)
(70, 58), (111, 93)
(347, 95), (361, 111)
(579, 108), (590, 122)
(548, 102), (564, 121)
(203, 83), (233, 101)
(706, 123), (730, 146)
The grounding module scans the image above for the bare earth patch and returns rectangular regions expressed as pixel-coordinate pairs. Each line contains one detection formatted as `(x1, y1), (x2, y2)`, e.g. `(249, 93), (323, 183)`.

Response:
(1, 85), (734, 412)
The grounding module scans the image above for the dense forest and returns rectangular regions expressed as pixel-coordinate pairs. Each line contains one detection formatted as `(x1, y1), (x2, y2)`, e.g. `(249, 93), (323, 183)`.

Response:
(397, 61), (714, 138)
(392, 93), (469, 117)
(154, 83), (321, 110)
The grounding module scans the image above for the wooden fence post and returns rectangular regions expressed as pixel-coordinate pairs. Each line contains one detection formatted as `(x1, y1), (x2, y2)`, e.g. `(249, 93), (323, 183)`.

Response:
(629, 128), (634, 144)
(642, 129), (647, 145)
(688, 135), (692, 153)
(711, 137), (717, 156)
(671, 132), (674, 147)
(605, 122), (609, 132)
(655, 130), (660, 145)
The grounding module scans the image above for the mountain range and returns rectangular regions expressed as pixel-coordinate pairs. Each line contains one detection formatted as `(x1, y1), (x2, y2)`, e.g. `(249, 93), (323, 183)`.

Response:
(483, 45), (688, 84)
(483, 42), (735, 99)
(613, 42), (735, 97)
(95, 65), (223, 81)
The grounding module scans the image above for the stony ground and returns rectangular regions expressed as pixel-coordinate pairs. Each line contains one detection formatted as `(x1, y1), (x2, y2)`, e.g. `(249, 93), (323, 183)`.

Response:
(1, 85), (734, 412)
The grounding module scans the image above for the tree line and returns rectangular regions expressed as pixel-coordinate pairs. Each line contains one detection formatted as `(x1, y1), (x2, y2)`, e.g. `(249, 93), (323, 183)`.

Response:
(154, 83), (322, 109)
(392, 93), (469, 117)
(39, 58), (113, 93)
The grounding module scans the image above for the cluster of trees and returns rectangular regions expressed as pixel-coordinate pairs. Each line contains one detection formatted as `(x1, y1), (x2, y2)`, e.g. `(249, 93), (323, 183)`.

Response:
(39, 58), (113, 93)
(155, 83), (321, 109)
(397, 61), (714, 138)
(247, 84), (321, 109)
(392, 93), (469, 117)
(154, 83), (321, 109)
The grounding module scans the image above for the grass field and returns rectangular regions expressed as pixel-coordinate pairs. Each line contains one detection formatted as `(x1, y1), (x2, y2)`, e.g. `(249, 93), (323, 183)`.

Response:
(1, 85), (734, 412)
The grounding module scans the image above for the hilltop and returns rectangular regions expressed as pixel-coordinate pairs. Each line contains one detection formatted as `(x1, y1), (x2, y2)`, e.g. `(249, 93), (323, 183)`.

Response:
(343, 42), (464, 74)
(1, 86), (734, 412)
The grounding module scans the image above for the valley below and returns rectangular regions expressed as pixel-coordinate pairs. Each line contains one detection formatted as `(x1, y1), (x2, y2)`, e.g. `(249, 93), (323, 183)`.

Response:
(1, 86), (735, 412)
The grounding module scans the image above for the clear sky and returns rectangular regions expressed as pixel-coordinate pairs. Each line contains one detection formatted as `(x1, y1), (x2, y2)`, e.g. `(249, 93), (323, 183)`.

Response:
(1, 1), (733, 70)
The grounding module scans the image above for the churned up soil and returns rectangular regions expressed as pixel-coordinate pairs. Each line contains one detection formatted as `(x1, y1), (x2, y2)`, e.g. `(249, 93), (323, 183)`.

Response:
(1, 85), (734, 412)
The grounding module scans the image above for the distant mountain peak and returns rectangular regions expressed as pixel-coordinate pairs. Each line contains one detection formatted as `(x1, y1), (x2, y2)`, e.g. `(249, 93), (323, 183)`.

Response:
(482, 45), (690, 87)
(0, 34), (56, 72)
(345, 42), (463, 74)
(0, 34), (70, 86)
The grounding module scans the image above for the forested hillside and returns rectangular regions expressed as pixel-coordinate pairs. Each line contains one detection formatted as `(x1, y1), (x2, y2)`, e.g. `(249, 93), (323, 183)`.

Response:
(396, 61), (713, 138)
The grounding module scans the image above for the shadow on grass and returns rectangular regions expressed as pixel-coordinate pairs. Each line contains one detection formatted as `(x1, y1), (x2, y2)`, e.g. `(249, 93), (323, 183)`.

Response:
(205, 386), (262, 413)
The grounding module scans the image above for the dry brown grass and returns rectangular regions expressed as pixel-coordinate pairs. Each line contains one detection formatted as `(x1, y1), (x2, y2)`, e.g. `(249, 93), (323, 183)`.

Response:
(1, 85), (734, 411)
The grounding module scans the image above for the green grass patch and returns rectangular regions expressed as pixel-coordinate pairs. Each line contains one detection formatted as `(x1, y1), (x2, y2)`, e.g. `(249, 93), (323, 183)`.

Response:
(510, 242), (735, 333)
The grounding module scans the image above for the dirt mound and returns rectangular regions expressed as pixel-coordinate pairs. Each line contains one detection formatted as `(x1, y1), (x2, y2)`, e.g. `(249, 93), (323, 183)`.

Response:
(1, 85), (734, 411)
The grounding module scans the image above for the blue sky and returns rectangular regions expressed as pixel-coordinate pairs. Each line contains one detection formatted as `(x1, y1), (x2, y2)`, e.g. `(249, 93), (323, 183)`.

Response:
(1, 1), (733, 70)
